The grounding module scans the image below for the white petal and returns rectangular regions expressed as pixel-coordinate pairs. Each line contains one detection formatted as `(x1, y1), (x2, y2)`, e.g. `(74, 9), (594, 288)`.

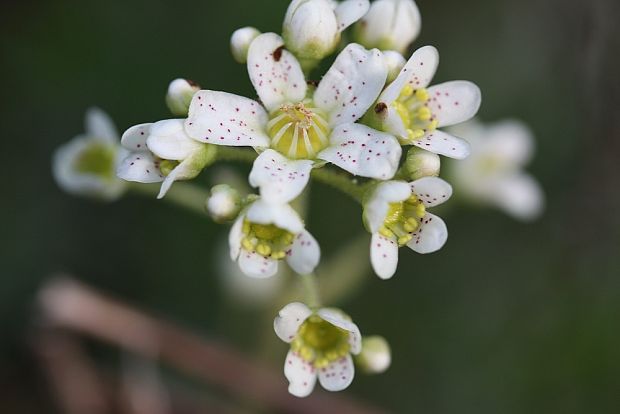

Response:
(238, 251), (278, 278)
(492, 173), (544, 221)
(334, 0), (369, 31)
(370, 233), (399, 280)
(363, 181), (411, 233)
(156, 157), (198, 199)
(314, 44), (387, 126)
(247, 33), (307, 111)
(116, 152), (164, 183)
(427, 81), (481, 127)
(185, 90), (270, 147)
(410, 176), (453, 207)
(249, 150), (313, 204)
(380, 45), (439, 104)
(484, 119), (535, 167)
(246, 200), (304, 234)
(286, 229), (320, 275)
(316, 308), (362, 355)
(317, 354), (354, 392)
(318, 123), (401, 179)
(284, 350), (317, 398)
(274, 302), (313, 343)
(413, 129), (471, 159)
(120, 123), (152, 151)
(407, 212), (448, 254)
(228, 214), (245, 260)
(85, 107), (118, 143)
(146, 119), (203, 160)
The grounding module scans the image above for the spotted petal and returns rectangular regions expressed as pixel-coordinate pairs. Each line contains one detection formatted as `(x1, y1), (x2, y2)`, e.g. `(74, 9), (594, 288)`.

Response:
(116, 152), (163, 183)
(318, 123), (401, 179)
(427, 81), (481, 128)
(147, 119), (204, 160)
(410, 177), (453, 208)
(370, 233), (399, 280)
(413, 129), (471, 159)
(246, 200), (304, 234)
(286, 229), (320, 275)
(85, 107), (118, 143)
(249, 150), (313, 204)
(335, 0), (370, 31)
(185, 90), (270, 147)
(120, 123), (152, 151)
(247, 33), (307, 112)
(314, 44), (387, 127)
(363, 181), (411, 233)
(380, 45), (439, 104)
(407, 213), (448, 254)
(284, 350), (317, 398)
(274, 302), (313, 343)
(317, 354), (355, 392)
(238, 250), (278, 278)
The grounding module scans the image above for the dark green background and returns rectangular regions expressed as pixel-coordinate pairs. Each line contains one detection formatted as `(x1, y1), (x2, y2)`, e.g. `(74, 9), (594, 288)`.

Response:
(1, 0), (619, 412)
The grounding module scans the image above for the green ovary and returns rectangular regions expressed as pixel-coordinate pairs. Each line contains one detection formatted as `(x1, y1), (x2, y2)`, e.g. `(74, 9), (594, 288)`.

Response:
(73, 142), (116, 180)
(241, 221), (294, 259)
(267, 101), (330, 160)
(380, 195), (426, 246)
(291, 315), (350, 368)
(393, 85), (438, 144)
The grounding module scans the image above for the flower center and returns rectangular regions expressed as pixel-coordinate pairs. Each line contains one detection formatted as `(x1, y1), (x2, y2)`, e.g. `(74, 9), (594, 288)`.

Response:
(73, 142), (116, 179)
(379, 195), (426, 246)
(241, 220), (294, 259)
(291, 315), (350, 368)
(267, 101), (330, 160)
(392, 85), (438, 144)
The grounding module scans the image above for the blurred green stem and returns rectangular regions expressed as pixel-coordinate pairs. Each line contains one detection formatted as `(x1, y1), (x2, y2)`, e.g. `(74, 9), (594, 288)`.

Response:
(129, 182), (207, 215)
(301, 273), (321, 308)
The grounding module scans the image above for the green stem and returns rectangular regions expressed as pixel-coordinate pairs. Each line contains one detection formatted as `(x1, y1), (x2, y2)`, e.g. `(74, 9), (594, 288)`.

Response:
(301, 273), (321, 308)
(216, 146), (258, 164)
(311, 168), (369, 203)
(129, 182), (208, 215)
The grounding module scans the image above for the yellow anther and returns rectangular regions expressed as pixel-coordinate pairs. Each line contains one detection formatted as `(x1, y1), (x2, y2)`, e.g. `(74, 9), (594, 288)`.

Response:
(242, 238), (255, 251)
(379, 226), (394, 238)
(272, 250), (287, 260)
(242, 221), (251, 234)
(315, 357), (329, 369)
(415, 88), (429, 102)
(428, 119), (438, 131)
(300, 346), (314, 361)
(416, 204), (426, 217)
(398, 235), (413, 245)
(400, 85), (414, 98)
(417, 106), (432, 121)
(256, 243), (271, 256)
(393, 101), (411, 128)
(407, 128), (425, 141)
(403, 222), (416, 232)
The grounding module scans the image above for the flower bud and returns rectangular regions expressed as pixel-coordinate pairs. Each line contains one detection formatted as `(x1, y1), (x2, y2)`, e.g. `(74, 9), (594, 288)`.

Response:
(206, 184), (242, 223)
(382, 50), (406, 83)
(356, 336), (391, 374)
(165, 79), (200, 116)
(405, 147), (440, 180)
(353, 0), (421, 54)
(230, 26), (261, 63)
(283, 0), (340, 60)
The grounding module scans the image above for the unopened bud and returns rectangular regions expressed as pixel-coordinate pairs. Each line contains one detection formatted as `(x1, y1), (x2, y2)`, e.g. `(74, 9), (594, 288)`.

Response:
(230, 26), (261, 63)
(283, 0), (340, 60)
(405, 147), (440, 180)
(383, 50), (406, 83)
(353, 0), (421, 54)
(166, 79), (200, 116)
(356, 336), (391, 374)
(206, 184), (242, 223)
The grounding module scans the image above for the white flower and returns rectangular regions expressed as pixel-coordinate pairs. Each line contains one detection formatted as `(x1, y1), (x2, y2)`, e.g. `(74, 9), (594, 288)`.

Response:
(206, 184), (242, 223)
(117, 119), (215, 199)
(274, 302), (362, 397)
(447, 119), (544, 221)
(353, 0), (421, 54)
(371, 45), (481, 160)
(363, 177), (452, 279)
(355, 335), (391, 374)
(283, 0), (370, 60)
(52, 108), (127, 201)
(230, 26), (261, 63)
(404, 147), (440, 180)
(166, 79), (200, 116)
(229, 199), (320, 278)
(186, 33), (401, 204)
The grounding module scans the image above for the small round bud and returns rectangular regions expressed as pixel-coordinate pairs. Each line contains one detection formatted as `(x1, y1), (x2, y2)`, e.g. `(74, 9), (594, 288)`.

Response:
(230, 27), (261, 63)
(206, 184), (242, 223)
(283, 0), (339, 60)
(383, 50), (406, 83)
(356, 336), (391, 374)
(166, 79), (200, 116)
(405, 147), (440, 180)
(353, 0), (421, 54)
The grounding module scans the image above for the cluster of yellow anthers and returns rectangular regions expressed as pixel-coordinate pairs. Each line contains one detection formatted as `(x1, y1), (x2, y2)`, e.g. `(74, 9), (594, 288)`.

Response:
(380, 194), (427, 246)
(393, 85), (438, 144)
(241, 220), (294, 259)
(291, 315), (351, 369)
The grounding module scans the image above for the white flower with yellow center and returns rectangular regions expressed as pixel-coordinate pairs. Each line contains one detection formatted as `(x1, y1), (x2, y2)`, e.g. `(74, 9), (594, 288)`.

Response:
(364, 177), (452, 279)
(274, 302), (362, 397)
(229, 199), (320, 278)
(447, 119), (544, 221)
(370, 45), (481, 160)
(52, 108), (127, 201)
(117, 119), (215, 199)
(186, 33), (401, 204)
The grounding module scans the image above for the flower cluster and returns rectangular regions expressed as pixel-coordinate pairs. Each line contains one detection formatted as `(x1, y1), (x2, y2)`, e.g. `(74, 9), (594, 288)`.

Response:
(51, 0), (542, 399)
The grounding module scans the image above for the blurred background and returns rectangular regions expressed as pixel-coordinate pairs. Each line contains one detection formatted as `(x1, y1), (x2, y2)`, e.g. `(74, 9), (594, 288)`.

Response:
(1, 0), (619, 412)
